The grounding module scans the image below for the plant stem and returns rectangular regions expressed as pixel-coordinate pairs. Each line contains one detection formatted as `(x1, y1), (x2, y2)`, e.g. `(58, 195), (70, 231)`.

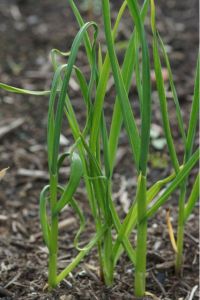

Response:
(103, 228), (113, 285)
(64, 109), (106, 285)
(48, 174), (58, 288)
(56, 225), (107, 285)
(175, 184), (186, 275)
(175, 58), (199, 273)
(135, 175), (147, 297)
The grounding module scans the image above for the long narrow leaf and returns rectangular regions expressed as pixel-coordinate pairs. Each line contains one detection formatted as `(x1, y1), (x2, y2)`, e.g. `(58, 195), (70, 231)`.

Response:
(89, 1), (128, 154)
(158, 34), (187, 147)
(151, 0), (179, 173)
(126, 0), (151, 175)
(39, 185), (50, 248)
(102, 0), (140, 170)
(108, 0), (149, 172)
(0, 82), (50, 95)
(51, 22), (98, 174)
(53, 152), (83, 215)
(184, 173), (200, 222)
(146, 149), (199, 219)
(185, 56), (199, 161)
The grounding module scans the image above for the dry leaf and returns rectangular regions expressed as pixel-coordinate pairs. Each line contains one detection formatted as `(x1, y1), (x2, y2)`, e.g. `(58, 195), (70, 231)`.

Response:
(0, 168), (9, 181)
(145, 291), (160, 300)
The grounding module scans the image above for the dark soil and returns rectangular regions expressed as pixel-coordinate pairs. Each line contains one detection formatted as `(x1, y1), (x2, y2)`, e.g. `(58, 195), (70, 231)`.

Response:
(0, 0), (199, 299)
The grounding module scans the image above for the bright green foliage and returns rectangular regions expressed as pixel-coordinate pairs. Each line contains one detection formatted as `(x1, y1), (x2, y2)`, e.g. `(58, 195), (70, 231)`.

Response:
(150, 0), (199, 275)
(0, 0), (199, 296)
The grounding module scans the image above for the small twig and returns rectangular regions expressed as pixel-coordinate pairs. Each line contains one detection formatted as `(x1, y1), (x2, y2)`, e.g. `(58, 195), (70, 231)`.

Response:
(0, 118), (25, 139)
(4, 272), (22, 288)
(30, 217), (76, 242)
(17, 168), (49, 180)
(144, 291), (160, 300)
(156, 261), (174, 270)
(17, 167), (70, 180)
(43, 283), (49, 291)
(0, 215), (8, 221)
(151, 271), (167, 296)
(10, 239), (34, 250)
(58, 218), (76, 230)
(83, 264), (100, 283)
(185, 232), (199, 244)
(187, 285), (198, 300)
(9, 281), (29, 288)
(147, 251), (165, 263)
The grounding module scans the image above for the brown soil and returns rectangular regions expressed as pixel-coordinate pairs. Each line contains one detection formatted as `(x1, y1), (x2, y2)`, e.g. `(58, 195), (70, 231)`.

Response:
(0, 0), (199, 299)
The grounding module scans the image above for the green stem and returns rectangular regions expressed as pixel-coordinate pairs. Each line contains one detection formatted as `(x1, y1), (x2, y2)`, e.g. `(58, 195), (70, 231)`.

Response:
(103, 227), (114, 285)
(184, 173), (199, 222)
(64, 107), (106, 285)
(56, 225), (107, 285)
(175, 56), (199, 273)
(48, 174), (58, 288)
(175, 57), (199, 273)
(175, 184), (186, 275)
(135, 175), (147, 297)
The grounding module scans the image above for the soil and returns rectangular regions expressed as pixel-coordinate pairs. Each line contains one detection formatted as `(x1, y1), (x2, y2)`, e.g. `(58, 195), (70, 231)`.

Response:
(0, 0), (199, 299)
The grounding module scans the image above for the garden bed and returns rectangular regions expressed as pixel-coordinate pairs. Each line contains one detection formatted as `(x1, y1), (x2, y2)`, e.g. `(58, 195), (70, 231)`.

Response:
(0, 0), (199, 299)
